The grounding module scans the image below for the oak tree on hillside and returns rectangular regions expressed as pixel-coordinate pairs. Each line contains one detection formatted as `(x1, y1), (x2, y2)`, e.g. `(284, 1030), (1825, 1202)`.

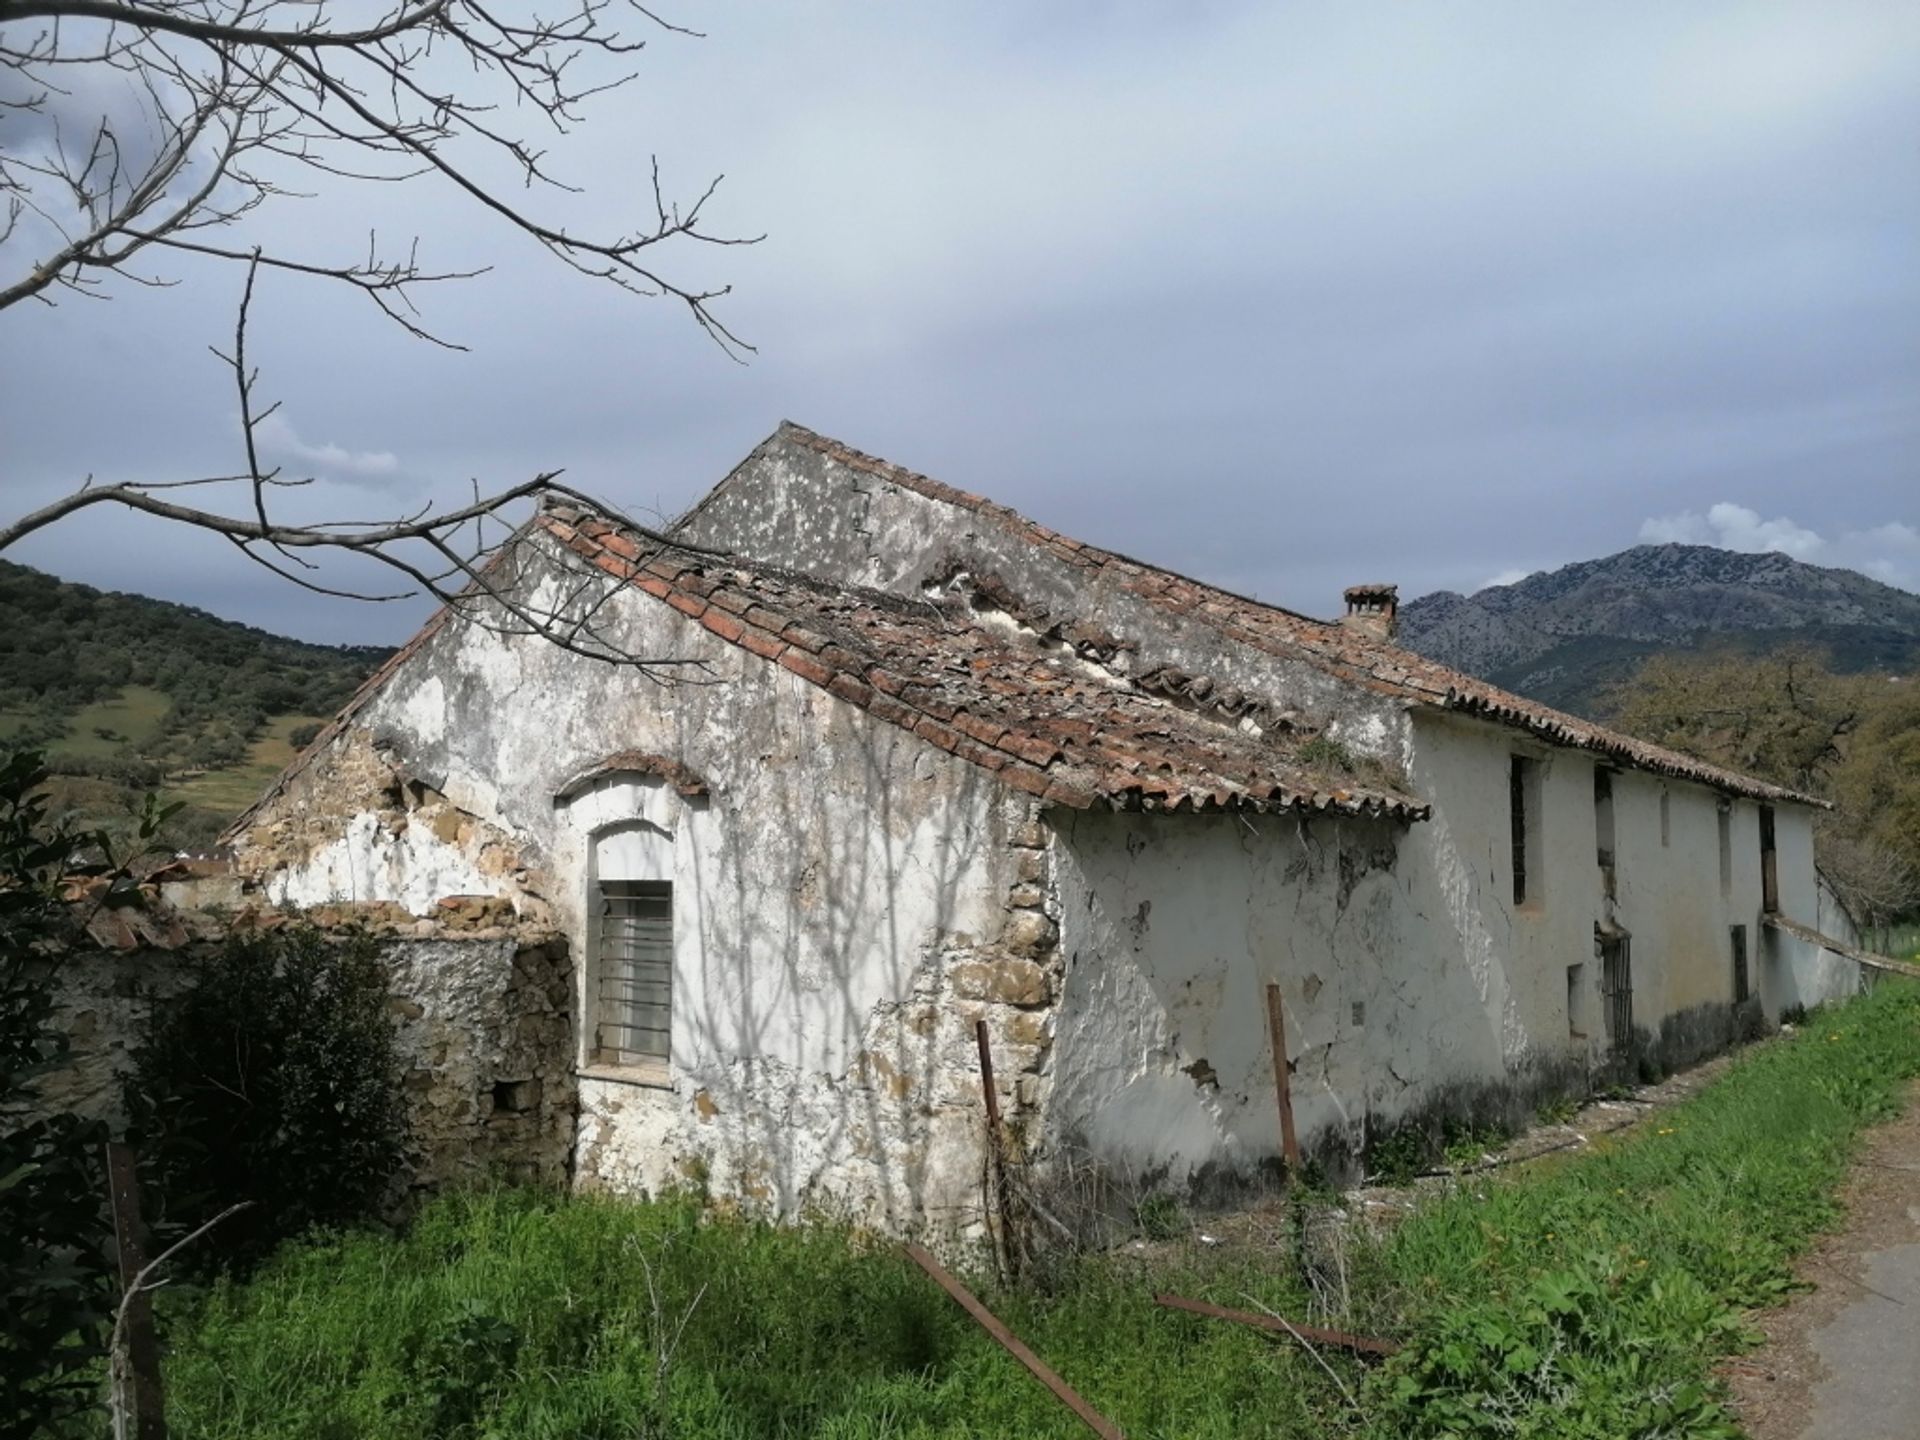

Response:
(1608, 647), (1920, 934)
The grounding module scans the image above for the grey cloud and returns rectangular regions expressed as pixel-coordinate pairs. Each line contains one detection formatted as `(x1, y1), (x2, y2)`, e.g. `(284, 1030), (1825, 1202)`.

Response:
(1639, 504), (1920, 589)
(253, 412), (401, 484)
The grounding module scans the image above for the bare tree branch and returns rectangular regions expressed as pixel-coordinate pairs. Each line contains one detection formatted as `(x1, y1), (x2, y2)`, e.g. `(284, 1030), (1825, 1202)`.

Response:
(0, 1), (757, 346)
(1, 1), (758, 678)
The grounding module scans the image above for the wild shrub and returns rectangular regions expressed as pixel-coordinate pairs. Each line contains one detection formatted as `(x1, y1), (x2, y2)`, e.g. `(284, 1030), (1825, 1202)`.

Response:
(1133, 1190), (1188, 1242)
(0, 749), (115, 1440)
(1366, 1120), (1430, 1185)
(158, 983), (1920, 1439)
(125, 926), (407, 1274)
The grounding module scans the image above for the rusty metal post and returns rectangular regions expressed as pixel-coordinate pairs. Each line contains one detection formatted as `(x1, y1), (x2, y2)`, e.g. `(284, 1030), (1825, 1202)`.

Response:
(974, 1017), (1002, 1132)
(1264, 983), (1300, 1169)
(906, 1243), (1124, 1439)
(105, 1141), (166, 1440)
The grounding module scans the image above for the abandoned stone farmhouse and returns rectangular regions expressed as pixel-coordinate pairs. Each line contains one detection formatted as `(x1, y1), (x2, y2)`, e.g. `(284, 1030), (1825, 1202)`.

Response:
(200, 423), (1858, 1236)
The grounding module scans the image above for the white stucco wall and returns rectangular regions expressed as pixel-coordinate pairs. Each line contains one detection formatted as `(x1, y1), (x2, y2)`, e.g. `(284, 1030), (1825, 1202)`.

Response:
(231, 549), (1049, 1239)
(1047, 806), (1508, 1183)
(1407, 711), (1851, 1066)
(1817, 872), (1863, 952)
(1038, 711), (1849, 1195)
(1763, 804), (1863, 1015)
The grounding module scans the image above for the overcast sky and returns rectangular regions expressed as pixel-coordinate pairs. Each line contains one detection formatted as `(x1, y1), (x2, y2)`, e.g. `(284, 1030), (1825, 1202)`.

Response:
(2, 2), (1916, 645)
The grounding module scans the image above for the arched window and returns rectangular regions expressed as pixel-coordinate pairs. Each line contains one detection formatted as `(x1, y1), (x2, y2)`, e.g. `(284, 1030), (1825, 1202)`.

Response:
(590, 821), (674, 1068)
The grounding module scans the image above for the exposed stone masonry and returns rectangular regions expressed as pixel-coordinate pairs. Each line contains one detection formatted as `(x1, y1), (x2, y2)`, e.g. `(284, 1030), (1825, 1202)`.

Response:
(19, 895), (576, 1195)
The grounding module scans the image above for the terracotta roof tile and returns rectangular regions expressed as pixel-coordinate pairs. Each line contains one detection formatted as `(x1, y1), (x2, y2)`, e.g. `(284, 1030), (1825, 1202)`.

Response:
(543, 511), (1429, 820)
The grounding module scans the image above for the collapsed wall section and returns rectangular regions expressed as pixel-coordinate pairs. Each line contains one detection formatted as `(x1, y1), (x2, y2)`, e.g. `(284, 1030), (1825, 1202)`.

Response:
(17, 906), (576, 1194)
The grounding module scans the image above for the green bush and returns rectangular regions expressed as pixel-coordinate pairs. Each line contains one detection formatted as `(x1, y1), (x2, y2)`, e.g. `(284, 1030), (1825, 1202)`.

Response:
(0, 750), (115, 1440)
(125, 927), (408, 1274)
(1134, 1191), (1188, 1241)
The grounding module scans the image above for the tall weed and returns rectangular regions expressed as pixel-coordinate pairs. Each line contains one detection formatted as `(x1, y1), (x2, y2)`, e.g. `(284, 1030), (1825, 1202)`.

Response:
(163, 982), (1919, 1439)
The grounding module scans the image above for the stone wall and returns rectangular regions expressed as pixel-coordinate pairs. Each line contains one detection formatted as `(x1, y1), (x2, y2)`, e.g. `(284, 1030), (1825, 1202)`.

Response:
(16, 909), (576, 1194)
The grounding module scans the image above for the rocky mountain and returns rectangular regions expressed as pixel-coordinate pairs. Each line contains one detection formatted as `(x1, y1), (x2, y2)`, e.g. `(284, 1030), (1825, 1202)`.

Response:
(1399, 545), (1920, 715)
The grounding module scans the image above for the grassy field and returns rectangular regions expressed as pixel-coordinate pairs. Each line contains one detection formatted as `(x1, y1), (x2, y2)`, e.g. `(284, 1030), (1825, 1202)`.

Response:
(13, 686), (328, 846)
(47, 684), (173, 760)
(169, 711), (329, 816)
(158, 981), (1920, 1440)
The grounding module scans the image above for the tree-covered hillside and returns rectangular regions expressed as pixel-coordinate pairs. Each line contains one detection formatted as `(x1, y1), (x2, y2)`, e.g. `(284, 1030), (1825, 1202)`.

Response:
(0, 560), (388, 844)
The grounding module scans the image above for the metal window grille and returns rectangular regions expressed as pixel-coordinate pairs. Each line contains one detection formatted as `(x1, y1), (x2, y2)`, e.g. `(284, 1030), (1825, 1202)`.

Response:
(594, 879), (671, 1065)
(1731, 924), (1750, 1005)
(1510, 756), (1531, 906)
(1599, 935), (1632, 1060)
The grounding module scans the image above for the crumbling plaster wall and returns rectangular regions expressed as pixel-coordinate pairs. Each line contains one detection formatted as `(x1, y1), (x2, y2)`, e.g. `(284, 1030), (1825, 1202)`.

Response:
(230, 541), (1059, 1240)
(1046, 807), (1491, 1187)
(678, 436), (1847, 1129)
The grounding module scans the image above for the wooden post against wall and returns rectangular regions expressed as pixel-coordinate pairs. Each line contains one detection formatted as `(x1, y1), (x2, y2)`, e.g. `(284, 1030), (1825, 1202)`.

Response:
(104, 1141), (166, 1440)
(975, 1018), (1020, 1280)
(1264, 984), (1301, 1170)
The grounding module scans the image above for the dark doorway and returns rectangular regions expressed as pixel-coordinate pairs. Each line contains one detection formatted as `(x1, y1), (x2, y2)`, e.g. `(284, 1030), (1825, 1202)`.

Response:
(1759, 806), (1778, 914)
(1599, 933), (1633, 1060)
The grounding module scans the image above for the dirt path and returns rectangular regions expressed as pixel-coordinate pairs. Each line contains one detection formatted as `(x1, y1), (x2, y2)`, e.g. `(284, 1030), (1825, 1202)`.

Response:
(1725, 1081), (1920, 1440)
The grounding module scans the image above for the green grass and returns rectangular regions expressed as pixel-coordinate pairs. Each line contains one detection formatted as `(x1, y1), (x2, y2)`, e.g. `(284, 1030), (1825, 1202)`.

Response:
(169, 711), (327, 814)
(1356, 982), (1920, 1436)
(161, 983), (1920, 1440)
(46, 684), (172, 760)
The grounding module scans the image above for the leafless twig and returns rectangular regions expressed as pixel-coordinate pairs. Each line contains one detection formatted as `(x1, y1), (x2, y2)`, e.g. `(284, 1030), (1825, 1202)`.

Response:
(1, 0), (757, 350)
(108, 1201), (253, 1438)
(1242, 1292), (1361, 1414)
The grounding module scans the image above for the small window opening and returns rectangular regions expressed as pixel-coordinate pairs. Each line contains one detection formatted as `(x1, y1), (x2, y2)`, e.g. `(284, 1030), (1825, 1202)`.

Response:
(1593, 768), (1616, 898)
(1566, 963), (1586, 1039)
(1759, 806), (1778, 915)
(1659, 790), (1671, 848)
(1730, 924), (1750, 1005)
(491, 1078), (537, 1113)
(1598, 933), (1633, 1058)
(594, 879), (672, 1066)
(1510, 755), (1542, 908)
(1717, 801), (1733, 897)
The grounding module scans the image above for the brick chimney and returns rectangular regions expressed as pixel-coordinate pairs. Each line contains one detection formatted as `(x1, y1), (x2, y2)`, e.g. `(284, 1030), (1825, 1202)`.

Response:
(1342, 583), (1398, 641)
